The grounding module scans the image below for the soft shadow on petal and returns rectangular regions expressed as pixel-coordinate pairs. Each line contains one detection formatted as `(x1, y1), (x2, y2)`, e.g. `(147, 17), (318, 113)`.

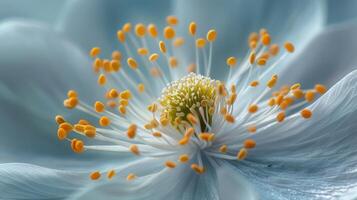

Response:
(0, 163), (88, 199)
(173, 0), (325, 80)
(327, 0), (357, 25)
(56, 0), (173, 55)
(235, 70), (357, 199)
(279, 20), (357, 88)
(0, 19), (105, 165)
(0, 0), (68, 25)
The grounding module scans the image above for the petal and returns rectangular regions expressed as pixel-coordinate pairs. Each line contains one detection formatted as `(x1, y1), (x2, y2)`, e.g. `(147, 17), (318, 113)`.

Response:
(238, 70), (357, 198)
(0, 163), (88, 199)
(327, 0), (357, 25)
(56, 0), (173, 54)
(0, 0), (67, 25)
(173, 0), (325, 80)
(0, 19), (102, 164)
(279, 20), (357, 88)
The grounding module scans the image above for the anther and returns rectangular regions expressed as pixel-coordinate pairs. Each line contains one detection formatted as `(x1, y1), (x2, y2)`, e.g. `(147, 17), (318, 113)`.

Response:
(261, 34), (271, 46)
(269, 44), (279, 56)
(98, 74), (106, 86)
(57, 128), (67, 140)
(127, 124), (137, 139)
(169, 57), (178, 68)
(71, 139), (84, 153)
(129, 144), (140, 155)
(226, 56), (237, 67)
(137, 84), (145, 93)
(120, 90), (132, 99)
(189, 22), (197, 36)
(207, 29), (217, 42)
(165, 161), (177, 168)
(137, 48), (149, 56)
(300, 108), (312, 119)
(99, 116), (110, 126)
(127, 58), (138, 69)
(277, 111), (285, 122)
(250, 81), (259, 87)
(219, 144), (228, 153)
(187, 113), (198, 125)
(55, 115), (65, 125)
(164, 26), (175, 39)
(90, 171), (101, 180)
(126, 173), (136, 181)
(122, 23), (132, 33)
(191, 164), (205, 174)
(305, 90), (315, 102)
(159, 41), (166, 53)
(117, 30), (125, 43)
(248, 104), (258, 113)
(249, 52), (256, 64)
(110, 60), (120, 72)
(135, 23), (146, 37)
(224, 114), (235, 123)
(315, 84), (327, 94)
(107, 170), (116, 179)
(284, 42), (295, 53)
(243, 139), (256, 149)
(173, 37), (185, 47)
(237, 148), (248, 160)
(166, 16), (179, 26)
(149, 53), (159, 62)
(90, 47), (101, 58)
(179, 154), (189, 163)
(196, 38), (206, 48)
(148, 24), (158, 38)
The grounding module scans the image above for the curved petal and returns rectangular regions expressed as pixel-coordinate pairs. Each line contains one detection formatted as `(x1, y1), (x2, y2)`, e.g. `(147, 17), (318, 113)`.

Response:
(279, 20), (357, 88)
(0, 19), (103, 165)
(56, 0), (173, 54)
(0, 163), (88, 199)
(173, 0), (326, 80)
(0, 0), (67, 25)
(237, 70), (357, 199)
(327, 0), (357, 25)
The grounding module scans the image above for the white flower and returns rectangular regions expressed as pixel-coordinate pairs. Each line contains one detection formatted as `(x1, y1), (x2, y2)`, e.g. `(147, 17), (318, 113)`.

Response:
(1, 1), (357, 200)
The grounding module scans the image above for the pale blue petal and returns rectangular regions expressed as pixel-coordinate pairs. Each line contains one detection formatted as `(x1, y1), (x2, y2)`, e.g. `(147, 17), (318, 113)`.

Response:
(327, 0), (357, 25)
(236, 70), (357, 199)
(0, 19), (103, 164)
(173, 0), (326, 80)
(0, 0), (68, 25)
(0, 163), (88, 199)
(279, 20), (357, 88)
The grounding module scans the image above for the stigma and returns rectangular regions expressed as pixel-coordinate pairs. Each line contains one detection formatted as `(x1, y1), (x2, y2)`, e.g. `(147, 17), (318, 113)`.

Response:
(55, 15), (329, 181)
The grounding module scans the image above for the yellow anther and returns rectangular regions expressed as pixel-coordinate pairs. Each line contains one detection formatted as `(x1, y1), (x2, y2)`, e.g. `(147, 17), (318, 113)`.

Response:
(206, 29), (217, 42)
(112, 51), (122, 61)
(164, 26), (175, 39)
(269, 44), (280, 56)
(146, 24), (158, 38)
(137, 48), (149, 56)
(149, 53), (159, 62)
(74, 124), (85, 132)
(277, 111), (285, 122)
(191, 164), (205, 174)
(147, 103), (158, 112)
(93, 58), (102, 73)
(250, 81), (259, 87)
(57, 128), (67, 140)
(120, 90), (132, 99)
(110, 60), (121, 72)
(290, 83), (301, 90)
(79, 119), (90, 125)
(284, 42), (295, 53)
(109, 89), (119, 98)
(118, 105), (126, 114)
(237, 148), (248, 160)
(267, 75), (278, 88)
(127, 124), (137, 139)
(169, 57), (178, 68)
(117, 30), (125, 43)
(84, 129), (96, 138)
(122, 23), (132, 33)
(219, 144), (228, 153)
(103, 59), (111, 72)
(63, 97), (78, 109)
(249, 41), (257, 49)
(268, 98), (275, 106)
(248, 104), (258, 113)
(217, 83), (226, 96)
(90, 47), (101, 58)
(179, 154), (189, 163)
(137, 83), (145, 93)
(226, 56), (237, 67)
(107, 170), (116, 180)
(249, 52), (256, 64)
(300, 108), (312, 119)
(184, 128), (195, 138)
(166, 15), (178, 25)
(220, 107), (227, 115)
(186, 113), (197, 125)
(275, 95), (284, 105)
(199, 132), (215, 142)
(305, 90), (315, 102)
(248, 32), (259, 43)
(94, 101), (105, 112)
(225, 114), (235, 123)
(126, 173), (136, 181)
(257, 58), (267, 66)
(55, 115), (65, 125)
(196, 38), (206, 48)
(159, 41), (166, 53)
(98, 74), (106, 86)
(173, 37), (185, 47)
(315, 84), (327, 94)
(292, 89), (304, 99)
(67, 90), (78, 98)
(247, 125), (257, 133)
(119, 99), (129, 106)
(230, 84), (236, 94)
(129, 144), (139, 155)
(165, 160), (176, 168)
(261, 34), (271, 46)
(90, 171), (101, 180)
(135, 23), (146, 37)
(259, 28), (268, 36)
(243, 139), (256, 149)
(99, 116), (110, 127)
(160, 117), (169, 126)
(152, 131), (162, 137)
(178, 136), (189, 145)
(71, 139), (84, 153)
(186, 63), (196, 73)
(59, 122), (73, 132)
(189, 22), (197, 36)
(127, 58), (138, 69)
(227, 93), (237, 105)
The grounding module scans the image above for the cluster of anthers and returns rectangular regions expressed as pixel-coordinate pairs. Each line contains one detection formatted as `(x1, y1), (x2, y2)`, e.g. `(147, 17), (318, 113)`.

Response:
(55, 16), (327, 181)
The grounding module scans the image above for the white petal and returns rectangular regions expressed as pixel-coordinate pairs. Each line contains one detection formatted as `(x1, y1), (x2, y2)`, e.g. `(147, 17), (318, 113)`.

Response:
(173, 0), (325, 80)
(235, 70), (357, 199)
(0, 163), (88, 199)
(279, 21), (357, 88)
(0, 19), (101, 164)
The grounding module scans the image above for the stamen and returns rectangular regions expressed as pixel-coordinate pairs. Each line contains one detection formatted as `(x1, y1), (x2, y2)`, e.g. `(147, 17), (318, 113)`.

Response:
(127, 124), (137, 139)
(148, 24), (158, 38)
(300, 108), (312, 119)
(219, 144), (228, 153)
(179, 154), (189, 163)
(90, 47), (101, 58)
(165, 161), (177, 168)
(90, 171), (101, 180)
(237, 148), (248, 160)
(126, 173), (136, 181)
(164, 26), (175, 39)
(166, 16), (179, 26)
(135, 23), (146, 37)
(189, 22), (197, 36)
(107, 170), (116, 180)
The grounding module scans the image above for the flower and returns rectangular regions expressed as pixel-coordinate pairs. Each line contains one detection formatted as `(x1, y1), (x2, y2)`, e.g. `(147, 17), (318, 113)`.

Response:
(1, 1), (357, 200)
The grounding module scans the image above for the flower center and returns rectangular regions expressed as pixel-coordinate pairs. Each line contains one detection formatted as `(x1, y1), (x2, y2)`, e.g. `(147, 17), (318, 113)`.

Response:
(159, 73), (218, 130)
